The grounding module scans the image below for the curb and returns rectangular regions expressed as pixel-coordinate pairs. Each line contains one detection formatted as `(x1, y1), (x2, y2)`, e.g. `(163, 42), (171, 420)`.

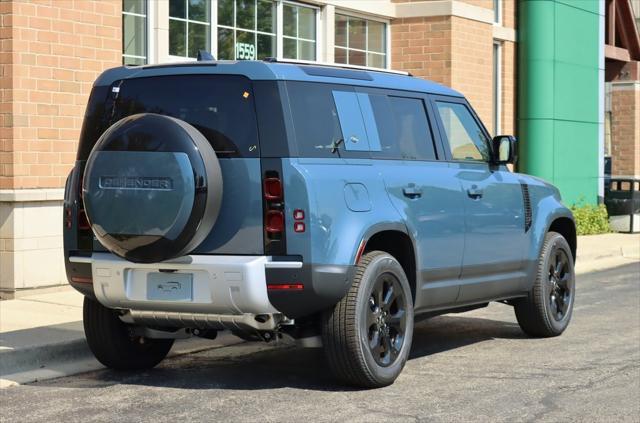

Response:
(0, 333), (243, 387)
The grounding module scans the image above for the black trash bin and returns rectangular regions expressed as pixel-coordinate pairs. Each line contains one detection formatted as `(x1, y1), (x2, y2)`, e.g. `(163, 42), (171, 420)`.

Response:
(604, 178), (640, 233)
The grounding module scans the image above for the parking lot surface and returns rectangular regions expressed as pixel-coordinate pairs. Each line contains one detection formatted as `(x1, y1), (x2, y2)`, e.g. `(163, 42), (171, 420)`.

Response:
(2, 263), (638, 422)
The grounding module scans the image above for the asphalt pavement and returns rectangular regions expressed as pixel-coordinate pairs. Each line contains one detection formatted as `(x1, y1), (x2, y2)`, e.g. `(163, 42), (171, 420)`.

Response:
(1, 262), (638, 422)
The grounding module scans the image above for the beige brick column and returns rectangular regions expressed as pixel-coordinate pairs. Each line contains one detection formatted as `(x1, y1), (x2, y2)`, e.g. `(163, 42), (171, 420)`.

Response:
(0, 0), (121, 296)
(610, 81), (640, 177)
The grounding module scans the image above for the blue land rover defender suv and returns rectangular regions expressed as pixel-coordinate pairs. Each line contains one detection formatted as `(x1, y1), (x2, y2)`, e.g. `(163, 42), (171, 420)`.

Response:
(64, 60), (577, 388)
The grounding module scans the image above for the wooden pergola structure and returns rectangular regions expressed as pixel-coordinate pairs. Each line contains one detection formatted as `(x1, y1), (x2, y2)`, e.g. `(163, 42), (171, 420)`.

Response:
(605, 0), (640, 81)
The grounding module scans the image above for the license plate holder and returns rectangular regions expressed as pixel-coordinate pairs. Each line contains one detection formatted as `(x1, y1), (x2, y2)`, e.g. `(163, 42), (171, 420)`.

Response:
(146, 272), (193, 301)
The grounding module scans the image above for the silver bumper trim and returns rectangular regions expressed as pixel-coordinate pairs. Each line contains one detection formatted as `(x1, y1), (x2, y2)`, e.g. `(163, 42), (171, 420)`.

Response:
(79, 253), (301, 317)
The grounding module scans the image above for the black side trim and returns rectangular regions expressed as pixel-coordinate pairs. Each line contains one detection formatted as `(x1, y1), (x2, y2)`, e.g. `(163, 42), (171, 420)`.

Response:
(266, 264), (355, 318)
(520, 182), (532, 232)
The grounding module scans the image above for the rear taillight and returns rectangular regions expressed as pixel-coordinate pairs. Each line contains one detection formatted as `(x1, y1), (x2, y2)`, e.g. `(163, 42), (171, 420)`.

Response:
(78, 209), (90, 230)
(293, 209), (305, 233)
(267, 283), (304, 291)
(263, 172), (285, 241)
(263, 177), (283, 200)
(265, 210), (284, 233)
(65, 207), (72, 229)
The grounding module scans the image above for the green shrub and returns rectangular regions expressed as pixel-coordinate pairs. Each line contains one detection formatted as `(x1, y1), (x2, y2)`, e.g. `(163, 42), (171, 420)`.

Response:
(570, 201), (610, 236)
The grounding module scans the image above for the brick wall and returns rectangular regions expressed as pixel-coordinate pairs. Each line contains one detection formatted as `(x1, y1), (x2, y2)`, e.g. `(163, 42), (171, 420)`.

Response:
(450, 16), (493, 132)
(390, 1), (514, 137)
(0, 0), (121, 190)
(1, 2), (13, 189)
(502, 0), (515, 29)
(611, 83), (640, 177)
(391, 15), (452, 86)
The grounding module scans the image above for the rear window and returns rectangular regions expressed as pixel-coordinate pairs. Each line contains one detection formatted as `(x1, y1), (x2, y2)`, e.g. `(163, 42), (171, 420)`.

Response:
(112, 75), (260, 158)
(286, 81), (345, 158)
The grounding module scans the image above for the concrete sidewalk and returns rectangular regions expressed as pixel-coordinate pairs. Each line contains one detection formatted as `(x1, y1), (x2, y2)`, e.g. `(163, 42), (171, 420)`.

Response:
(1, 233), (638, 388)
(0, 290), (243, 388)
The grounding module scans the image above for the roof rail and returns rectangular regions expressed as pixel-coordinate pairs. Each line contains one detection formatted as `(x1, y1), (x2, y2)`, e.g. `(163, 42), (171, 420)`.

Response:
(262, 57), (412, 77)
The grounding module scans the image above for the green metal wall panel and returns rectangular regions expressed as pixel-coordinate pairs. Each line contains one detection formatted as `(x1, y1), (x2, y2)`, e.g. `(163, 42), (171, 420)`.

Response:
(519, 0), (602, 205)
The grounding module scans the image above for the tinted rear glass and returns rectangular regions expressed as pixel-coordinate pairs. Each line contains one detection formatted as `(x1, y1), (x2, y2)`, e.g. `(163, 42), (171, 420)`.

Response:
(369, 95), (437, 161)
(286, 81), (345, 158)
(113, 75), (259, 158)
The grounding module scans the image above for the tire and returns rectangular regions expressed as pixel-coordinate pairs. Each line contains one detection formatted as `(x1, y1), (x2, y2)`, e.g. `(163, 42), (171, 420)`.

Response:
(83, 297), (174, 370)
(514, 231), (576, 337)
(322, 251), (414, 388)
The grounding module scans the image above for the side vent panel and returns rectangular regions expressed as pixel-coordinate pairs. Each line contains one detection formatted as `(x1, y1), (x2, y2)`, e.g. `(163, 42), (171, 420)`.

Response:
(520, 182), (532, 232)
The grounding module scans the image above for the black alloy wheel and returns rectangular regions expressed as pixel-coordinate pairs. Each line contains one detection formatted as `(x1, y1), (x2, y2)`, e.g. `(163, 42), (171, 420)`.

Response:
(547, 246), (573, 321)
(365, 273), (408, 367)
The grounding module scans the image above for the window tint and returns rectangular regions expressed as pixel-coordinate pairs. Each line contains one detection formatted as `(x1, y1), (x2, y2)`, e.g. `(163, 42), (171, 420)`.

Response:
(286, 82), (344, 158)
(436, 102), (490, 161)
(369, 95), (437, 160)
(113, 75), (259, 158)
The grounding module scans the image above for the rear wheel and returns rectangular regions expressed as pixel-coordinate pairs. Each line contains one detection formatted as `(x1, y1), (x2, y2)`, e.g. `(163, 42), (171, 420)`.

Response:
(83, 297), (174, 370)
(514, 231), (576, 337)
(322, 251), (414, 388)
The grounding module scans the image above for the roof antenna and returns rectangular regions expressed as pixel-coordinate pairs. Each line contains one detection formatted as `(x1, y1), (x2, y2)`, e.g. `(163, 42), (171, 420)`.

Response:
(197, 50), (215, 61)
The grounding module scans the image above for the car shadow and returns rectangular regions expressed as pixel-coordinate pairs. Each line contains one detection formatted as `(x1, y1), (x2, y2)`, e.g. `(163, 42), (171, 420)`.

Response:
(33, 314), (527, 392)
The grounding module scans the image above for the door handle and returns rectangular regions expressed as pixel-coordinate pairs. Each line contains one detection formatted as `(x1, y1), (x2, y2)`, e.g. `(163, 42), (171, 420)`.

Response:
(403, 184), (422, 199)
(466, 185), (483, 199)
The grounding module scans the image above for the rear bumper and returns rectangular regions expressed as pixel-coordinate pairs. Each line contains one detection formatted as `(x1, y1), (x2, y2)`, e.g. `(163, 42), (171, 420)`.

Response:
(69, 253), (301, 318)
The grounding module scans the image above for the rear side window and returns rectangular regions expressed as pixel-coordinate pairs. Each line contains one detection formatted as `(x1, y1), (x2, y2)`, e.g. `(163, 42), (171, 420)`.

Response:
(286, 81), (344, 158)
(113, 75), (260, 158)
(286, 82), (437, 161)
(369, 95), (436, 161)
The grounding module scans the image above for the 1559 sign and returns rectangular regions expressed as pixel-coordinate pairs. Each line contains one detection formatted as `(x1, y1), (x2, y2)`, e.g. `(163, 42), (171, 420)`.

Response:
(236, 43), (255, 60)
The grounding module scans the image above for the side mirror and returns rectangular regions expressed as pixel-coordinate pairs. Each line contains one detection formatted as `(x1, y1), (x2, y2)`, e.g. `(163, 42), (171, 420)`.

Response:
(491, 135), (517, 165)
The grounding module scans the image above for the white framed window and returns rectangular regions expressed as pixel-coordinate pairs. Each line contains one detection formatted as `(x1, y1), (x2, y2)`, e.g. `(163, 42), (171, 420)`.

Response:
(492, 41), (502, 136)
(123, 0), (148, 65)
(334, 14), (387, 69)
(282, 2), (317, 61)
(169, 0), (211, 58)
(493, 0), (502, 24)
(216, 0), (318, 61)
(217, 0), (277, 60)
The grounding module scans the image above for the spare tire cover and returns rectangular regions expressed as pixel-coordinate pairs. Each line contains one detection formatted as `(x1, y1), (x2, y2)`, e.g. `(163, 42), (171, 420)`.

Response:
(83, 113), (222, 263)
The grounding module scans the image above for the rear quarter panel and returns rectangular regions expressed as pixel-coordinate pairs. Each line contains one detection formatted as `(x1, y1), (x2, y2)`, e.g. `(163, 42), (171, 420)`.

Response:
(282, 158), (405, 266)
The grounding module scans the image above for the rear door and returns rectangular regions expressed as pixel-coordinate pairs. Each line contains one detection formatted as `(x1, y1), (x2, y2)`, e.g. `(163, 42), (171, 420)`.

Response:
(356, 88), (467, 310)
(104, 74), (265, 255)
(431, 97), (526, 301)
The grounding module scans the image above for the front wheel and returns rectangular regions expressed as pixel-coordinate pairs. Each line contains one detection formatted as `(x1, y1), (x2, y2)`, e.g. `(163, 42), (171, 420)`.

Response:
(514, 231), (576, 337)
(322, 251), (414, 388)
(83, 297), (174, 370)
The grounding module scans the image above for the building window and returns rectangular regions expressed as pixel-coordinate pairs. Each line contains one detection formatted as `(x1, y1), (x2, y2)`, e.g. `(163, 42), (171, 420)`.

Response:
(283, 3), (317, 61)
(493, 0), (502, 24)
(218, 0), (276, 60)
(169, 0), (211, 58)
(335, 14), (386, 69)
(492, 41), (502, 135)
(122, 0), (147, 65)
